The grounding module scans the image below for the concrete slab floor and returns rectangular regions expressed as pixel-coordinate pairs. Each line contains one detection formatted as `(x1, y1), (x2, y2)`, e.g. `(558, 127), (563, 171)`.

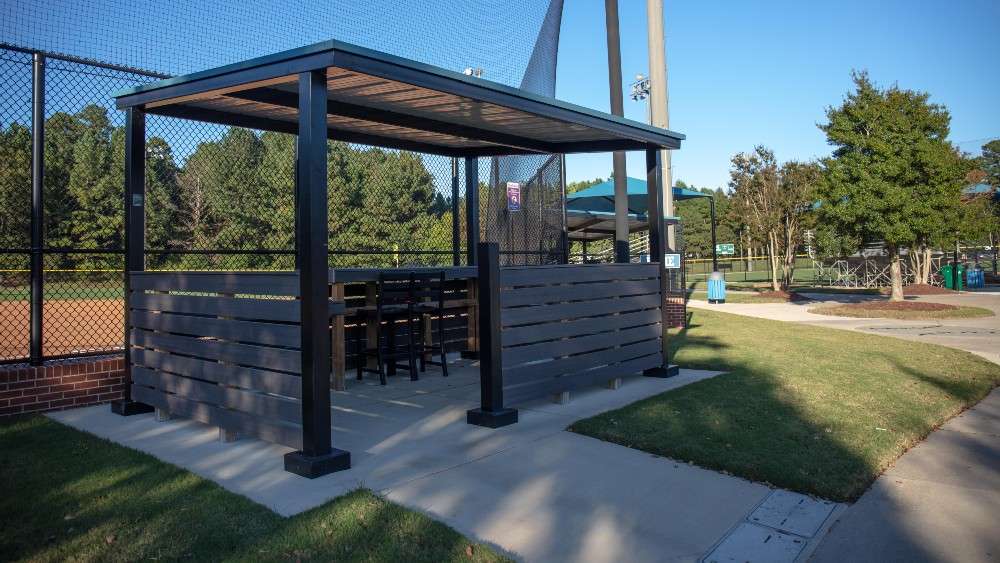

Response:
(46, 361), (806, 562)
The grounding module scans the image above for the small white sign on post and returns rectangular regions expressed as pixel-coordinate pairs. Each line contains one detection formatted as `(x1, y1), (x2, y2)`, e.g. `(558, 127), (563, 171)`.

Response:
(663, 253), (681, 269)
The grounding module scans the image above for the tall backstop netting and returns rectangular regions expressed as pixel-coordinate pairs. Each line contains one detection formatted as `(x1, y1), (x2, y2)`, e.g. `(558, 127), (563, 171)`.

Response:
(0, 0), (566, 363)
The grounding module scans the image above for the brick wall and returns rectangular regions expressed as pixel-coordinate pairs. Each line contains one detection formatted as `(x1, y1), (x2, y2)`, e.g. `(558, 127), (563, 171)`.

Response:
(664, 294), (687, 329)
(0, 356), (124, 417)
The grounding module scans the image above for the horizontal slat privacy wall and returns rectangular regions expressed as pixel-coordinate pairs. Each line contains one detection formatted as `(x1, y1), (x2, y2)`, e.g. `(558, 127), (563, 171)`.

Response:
(498, 263), (662, 404)
(128, 272), (306, 448)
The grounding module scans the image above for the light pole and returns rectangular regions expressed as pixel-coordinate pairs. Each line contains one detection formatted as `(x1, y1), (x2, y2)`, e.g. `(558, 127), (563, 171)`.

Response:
(630, 73), (651, 124)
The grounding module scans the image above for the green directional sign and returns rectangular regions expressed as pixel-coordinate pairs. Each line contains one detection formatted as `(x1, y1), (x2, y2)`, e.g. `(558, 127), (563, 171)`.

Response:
(715, 243), (735, 255)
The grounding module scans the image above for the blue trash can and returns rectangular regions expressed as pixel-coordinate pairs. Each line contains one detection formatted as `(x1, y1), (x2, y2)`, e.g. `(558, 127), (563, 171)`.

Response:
(967, 266), (985, 289)
(707, 271), (726, 304)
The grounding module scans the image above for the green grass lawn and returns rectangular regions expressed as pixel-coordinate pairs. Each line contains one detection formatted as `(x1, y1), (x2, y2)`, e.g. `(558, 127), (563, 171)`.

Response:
(0, 416), (509, 563)
(0, 282), (123, 301)
(570, 309), (1000, 502)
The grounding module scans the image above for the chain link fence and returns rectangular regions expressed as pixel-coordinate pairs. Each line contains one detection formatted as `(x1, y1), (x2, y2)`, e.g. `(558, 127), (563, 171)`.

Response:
(0, 46), (571, 363)
(0, 0), (568, 363)
(482, 154), (566, 266)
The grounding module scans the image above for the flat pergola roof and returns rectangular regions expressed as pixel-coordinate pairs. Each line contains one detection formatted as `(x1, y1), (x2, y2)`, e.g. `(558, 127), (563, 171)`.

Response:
(113, 40), (684, 157)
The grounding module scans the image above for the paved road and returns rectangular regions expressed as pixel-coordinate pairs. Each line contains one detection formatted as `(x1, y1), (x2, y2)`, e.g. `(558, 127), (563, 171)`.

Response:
(691, 290), (1000, 562)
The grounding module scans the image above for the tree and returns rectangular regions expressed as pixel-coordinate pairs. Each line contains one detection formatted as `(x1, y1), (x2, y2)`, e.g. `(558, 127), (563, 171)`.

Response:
(566, 176), (606, 194)
(675, 186), (735, 258)
(67, 105), (119, 262)
(144, 136), (181, 252)
(776, 161), (821, 287)
(818, 72), (969, 300)
(0, 123), (31, 258)
(729, 146), (783, 290)
(981, 139), (1000, 188)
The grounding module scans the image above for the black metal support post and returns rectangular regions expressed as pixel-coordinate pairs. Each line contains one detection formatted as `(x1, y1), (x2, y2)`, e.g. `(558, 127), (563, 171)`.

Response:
(29, 53), (44, 366)
(953, 238), (960, 292)
(111, 107), (154, 416)
(467, 243), (517, 428)
(645, 148), (665, 260)
(643, 148), (678, 378)
(464, 157), (480, 266)
(709, 196), (718, 272)
(284, 68), (350, 478)
(451, 157), (461, 266)
(560, 154), (569, 264)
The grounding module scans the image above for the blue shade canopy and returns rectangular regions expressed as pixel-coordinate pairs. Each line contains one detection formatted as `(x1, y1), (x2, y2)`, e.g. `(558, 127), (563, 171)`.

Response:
(566, 177), (708, 216)
(565, 177), (709, 241)
(963, 183), (999, 201)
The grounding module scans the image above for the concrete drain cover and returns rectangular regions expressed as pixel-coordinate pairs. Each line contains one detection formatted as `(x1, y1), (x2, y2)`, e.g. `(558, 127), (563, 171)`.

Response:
(703, 523), (806, 562)
(748, 490), (836, 538)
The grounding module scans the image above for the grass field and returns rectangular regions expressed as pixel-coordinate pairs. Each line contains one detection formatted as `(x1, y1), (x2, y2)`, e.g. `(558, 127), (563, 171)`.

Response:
(570, 308), (1000, 502)
(0, 282), (123, 301)
(0, 416), (509, 562)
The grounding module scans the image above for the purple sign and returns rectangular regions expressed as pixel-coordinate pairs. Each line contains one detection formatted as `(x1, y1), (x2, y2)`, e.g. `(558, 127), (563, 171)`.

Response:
(506, 182), (522, 211)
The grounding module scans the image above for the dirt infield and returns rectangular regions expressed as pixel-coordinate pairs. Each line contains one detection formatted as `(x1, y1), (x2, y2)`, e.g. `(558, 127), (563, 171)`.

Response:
(0, 299), (124, 360)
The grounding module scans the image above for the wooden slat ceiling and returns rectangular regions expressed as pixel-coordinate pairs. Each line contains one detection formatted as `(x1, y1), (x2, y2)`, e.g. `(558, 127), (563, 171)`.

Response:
(173, 67), (623, 152)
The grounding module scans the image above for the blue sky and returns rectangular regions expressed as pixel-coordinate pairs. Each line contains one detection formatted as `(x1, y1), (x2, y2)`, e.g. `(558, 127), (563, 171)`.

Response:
(557, 0), (1000, 189)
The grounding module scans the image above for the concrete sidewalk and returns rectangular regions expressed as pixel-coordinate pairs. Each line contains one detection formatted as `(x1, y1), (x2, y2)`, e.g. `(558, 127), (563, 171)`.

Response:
(690, 292), (1000, 562)
(811, 387), (1000, 562)
(51, 363), (837, 562)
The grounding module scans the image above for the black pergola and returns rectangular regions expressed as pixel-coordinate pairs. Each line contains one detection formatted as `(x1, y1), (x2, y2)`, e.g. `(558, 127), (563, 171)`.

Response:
(112, 39), (684, 477)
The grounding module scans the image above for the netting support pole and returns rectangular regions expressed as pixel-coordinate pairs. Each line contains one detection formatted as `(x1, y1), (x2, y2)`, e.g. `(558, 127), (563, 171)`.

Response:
(464, 157), (480, 267)
(560, 154), (569, 264)
(709, 196), (718, 272)
(451, 158), (461, 266)
(644, 147), (677, 378)
(112, 107), (154, 416)
(284, 68), (350, 478)
(29, 52), (44, 366)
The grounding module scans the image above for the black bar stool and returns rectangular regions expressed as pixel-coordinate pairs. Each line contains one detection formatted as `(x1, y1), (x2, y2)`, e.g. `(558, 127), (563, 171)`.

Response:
(355, 272), (417, 385)
(412, 271), (449, 378)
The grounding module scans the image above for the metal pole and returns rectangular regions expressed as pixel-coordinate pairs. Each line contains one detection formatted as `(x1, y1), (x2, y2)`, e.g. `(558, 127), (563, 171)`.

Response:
(465, 157), (480, 266)
(29, 53), (44, 366)
(709, 196), (718, 272)
(954, 237), (960, 291)
(111, 107), (153, 416)
(645, 148), (665, 260)
(284, 68), (350, 478)
(644, 147), (676, 377)
(605, 0), (629, 264)
(451, 157), (460, 266)
(560, 154), (569, 264)
(466, 242), (517, 428)
(646, 0), (674, 250)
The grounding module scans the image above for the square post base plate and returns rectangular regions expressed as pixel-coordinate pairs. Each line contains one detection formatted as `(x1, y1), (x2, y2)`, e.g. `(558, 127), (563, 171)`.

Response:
(466, 407), (518, 428)
(284, 449), (351, 478)
(643, 365), (680, 378)
(111, 400), (154, 416)
(708, 299), (725, 304)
